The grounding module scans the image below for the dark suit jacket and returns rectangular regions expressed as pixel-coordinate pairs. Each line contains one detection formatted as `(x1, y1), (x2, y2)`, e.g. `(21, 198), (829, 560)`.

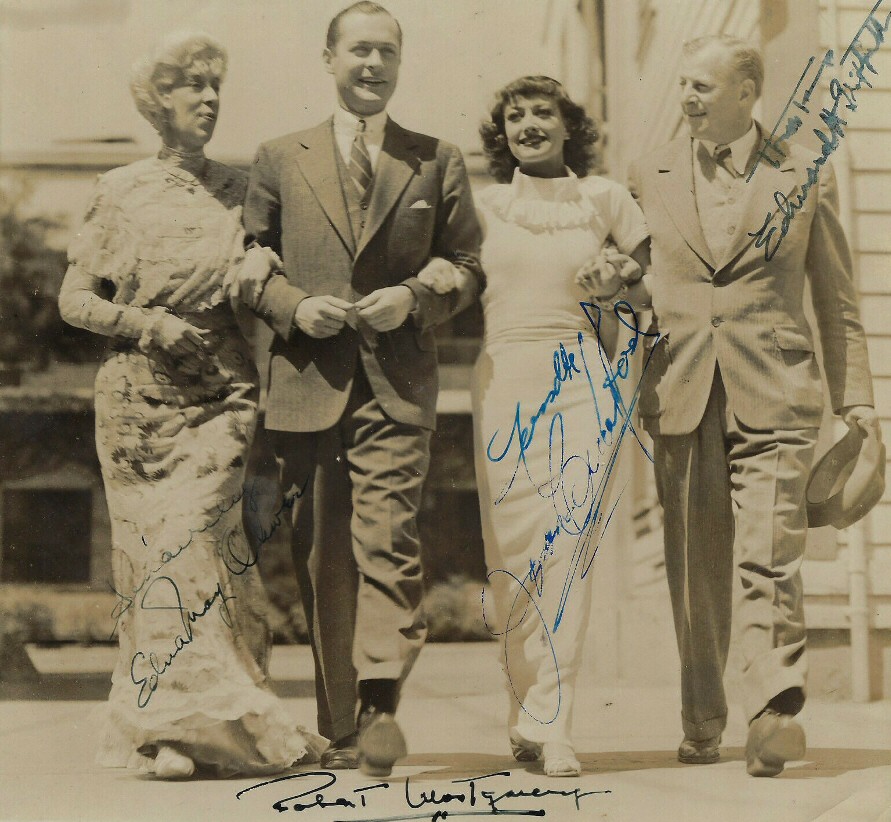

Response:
(628, 130), (873, 436)
(243, 117), (482, 432)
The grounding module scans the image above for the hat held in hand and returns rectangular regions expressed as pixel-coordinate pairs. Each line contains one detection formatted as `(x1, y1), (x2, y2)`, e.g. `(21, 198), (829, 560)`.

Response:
(806, 425), (886, 529)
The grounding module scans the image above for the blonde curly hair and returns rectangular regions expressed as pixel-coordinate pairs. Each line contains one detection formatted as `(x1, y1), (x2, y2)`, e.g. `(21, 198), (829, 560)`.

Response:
(130, 31), (227, 133)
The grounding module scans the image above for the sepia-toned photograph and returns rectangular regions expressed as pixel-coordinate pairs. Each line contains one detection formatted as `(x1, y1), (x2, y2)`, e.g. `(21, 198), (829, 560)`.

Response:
(1, 1), (890, 819)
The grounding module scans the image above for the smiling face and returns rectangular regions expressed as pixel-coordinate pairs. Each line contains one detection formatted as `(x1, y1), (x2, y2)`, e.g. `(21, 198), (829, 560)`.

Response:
(679, 44), (755, 144)
(503, 94), (568, 177)
(324, 10), (401, 117)
(159, 65), (221, 151)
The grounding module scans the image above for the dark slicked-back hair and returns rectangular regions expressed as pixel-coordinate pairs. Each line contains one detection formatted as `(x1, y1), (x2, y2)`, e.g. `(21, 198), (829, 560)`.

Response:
(682, 34), (764, 98)
(326, 1), (403, 49)
(480, 76), (599, 183)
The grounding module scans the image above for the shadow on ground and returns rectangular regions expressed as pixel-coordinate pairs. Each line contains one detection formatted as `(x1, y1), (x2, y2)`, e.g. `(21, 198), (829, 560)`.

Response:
(0, 674), (315, 701)
(398, 747), (891, 780)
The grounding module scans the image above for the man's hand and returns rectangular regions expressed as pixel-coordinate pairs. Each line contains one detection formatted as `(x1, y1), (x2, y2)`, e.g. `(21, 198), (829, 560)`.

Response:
(354, 286), (417, 332)
(294, 295), (354, 338)
(841, 404), (880, 436)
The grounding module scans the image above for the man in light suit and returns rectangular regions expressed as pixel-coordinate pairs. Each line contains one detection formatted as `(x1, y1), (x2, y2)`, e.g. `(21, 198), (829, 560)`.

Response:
(243, 1), (482, 776)
(627, 35), (877, 776)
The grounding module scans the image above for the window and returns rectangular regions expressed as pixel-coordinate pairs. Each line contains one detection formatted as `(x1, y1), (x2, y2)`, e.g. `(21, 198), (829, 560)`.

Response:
(1, 488), (91, 583)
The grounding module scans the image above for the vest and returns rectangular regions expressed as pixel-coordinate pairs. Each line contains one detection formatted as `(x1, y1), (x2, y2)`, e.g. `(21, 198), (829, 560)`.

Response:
(334, 137), (375, 247)
(693, 142), (749, 263)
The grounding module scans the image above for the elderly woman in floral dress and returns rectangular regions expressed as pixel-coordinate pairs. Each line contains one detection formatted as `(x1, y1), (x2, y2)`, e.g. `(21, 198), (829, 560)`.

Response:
(59, 32), (323, 779)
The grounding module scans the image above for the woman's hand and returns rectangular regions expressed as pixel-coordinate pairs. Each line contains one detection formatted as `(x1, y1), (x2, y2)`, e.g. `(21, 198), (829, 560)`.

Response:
(602, 247), (643, 287)
(418, 257), (459, 294)
(226, 245), (282, 308)
(140, 311), (209, 357)
(576, 251), (622, 302)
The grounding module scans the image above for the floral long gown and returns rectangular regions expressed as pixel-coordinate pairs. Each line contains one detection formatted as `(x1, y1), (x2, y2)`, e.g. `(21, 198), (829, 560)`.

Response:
(60, 150), (324, 776)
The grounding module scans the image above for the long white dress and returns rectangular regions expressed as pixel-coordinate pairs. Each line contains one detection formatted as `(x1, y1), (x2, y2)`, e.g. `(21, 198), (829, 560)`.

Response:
(472, 168), (648, 747)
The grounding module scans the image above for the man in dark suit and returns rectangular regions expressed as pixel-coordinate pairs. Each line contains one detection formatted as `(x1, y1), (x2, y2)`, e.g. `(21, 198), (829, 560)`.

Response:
(627, 35), (877, 776)
(243, 1), (482, 776)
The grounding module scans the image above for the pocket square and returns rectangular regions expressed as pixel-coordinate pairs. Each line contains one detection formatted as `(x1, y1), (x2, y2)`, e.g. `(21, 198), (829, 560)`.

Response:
(409, 199), (432, 209)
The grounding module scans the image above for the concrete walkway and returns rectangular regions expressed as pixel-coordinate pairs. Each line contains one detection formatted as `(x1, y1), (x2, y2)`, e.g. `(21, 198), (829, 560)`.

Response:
(2, 643), (890, 822)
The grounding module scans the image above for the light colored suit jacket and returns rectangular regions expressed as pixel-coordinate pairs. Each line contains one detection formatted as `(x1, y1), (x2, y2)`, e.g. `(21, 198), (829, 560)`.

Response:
(243, 118), (482, 432)
(628, 130), (873, 436)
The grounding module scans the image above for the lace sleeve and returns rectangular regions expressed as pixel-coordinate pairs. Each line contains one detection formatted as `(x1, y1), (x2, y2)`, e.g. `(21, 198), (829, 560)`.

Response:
(58, 175), (155, 340)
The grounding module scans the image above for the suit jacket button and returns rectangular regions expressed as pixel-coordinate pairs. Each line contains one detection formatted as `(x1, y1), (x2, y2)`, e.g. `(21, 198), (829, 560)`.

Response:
(711, 316), (722, 327)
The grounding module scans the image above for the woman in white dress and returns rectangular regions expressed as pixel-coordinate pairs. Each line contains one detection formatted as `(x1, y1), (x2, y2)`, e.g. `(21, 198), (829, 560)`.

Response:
(425, 76), (651, 777)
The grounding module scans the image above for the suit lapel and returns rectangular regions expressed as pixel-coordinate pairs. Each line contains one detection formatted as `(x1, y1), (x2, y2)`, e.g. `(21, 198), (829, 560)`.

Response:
(715, 129), (797, 271)
(294, 119), (355, 255)
(357, 120), (418, 258)
(654, 138), (715, 270)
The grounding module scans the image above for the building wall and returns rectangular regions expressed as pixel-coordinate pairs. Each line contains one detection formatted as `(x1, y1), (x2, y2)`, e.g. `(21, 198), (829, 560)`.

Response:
(602, 0), (891, 693)
(805, 1), (891, 642)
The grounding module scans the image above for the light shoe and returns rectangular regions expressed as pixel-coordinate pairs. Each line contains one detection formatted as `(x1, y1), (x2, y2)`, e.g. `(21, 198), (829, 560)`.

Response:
(153, 746), (195, 779)
(358, 708), (407, 778)
(509, 730), (542, 762)
(542, 742), (581, 777)
(745, 709), (806, 777)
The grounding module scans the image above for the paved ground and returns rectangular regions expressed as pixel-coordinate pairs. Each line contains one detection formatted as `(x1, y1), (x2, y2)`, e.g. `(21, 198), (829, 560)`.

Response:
(2, 643), (890, 822)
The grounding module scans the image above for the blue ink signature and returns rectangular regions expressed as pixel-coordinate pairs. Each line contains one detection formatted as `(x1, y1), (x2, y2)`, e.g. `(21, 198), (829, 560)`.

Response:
(235, 769), (609, 819)
(483, 303), (658, 724)
(130, 577), (236, 708)
(486, 342), (583, 504)
(748, 0), (890, 260)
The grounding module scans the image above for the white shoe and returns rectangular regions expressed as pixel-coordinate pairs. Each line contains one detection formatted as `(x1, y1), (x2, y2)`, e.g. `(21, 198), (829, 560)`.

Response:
(543, 742), (581, 777)
(154, 746), (195, 779)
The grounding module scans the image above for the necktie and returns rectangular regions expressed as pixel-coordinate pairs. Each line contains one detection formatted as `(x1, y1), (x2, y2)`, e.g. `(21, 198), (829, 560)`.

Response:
(349, 119), (373, 198)
(713, 144), (737, 177)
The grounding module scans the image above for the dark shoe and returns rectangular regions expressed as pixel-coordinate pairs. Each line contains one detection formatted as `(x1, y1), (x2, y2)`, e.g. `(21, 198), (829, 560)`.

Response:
(509, 730), (542, 763)
(677, 735), (721, 764)
(320, 733), (359, 770)
(746, 709), (806, 777)
(358, 706), (407, 777)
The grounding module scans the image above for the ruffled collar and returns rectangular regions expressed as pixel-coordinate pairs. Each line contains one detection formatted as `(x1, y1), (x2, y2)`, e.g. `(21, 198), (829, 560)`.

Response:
(482, 167), (595, 231)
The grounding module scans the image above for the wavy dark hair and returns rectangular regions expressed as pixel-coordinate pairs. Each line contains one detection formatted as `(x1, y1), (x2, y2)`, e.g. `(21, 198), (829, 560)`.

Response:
(480, 76), (599, 183)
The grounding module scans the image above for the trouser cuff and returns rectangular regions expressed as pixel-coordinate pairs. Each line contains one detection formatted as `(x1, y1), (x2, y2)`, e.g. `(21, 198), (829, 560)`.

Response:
(681, 712), (727, 742)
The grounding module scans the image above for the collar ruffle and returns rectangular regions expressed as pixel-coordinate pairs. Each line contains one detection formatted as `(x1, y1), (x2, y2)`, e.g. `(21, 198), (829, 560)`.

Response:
(480, 167), (595, 231)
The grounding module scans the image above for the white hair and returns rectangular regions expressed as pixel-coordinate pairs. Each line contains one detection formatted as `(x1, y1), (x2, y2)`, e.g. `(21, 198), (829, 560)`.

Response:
(130, 31), (227, 133)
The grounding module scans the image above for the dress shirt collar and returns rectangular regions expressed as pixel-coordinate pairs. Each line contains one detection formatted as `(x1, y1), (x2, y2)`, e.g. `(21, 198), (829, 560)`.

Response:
(696, 120), (759, 175)
(333, 107), (388, 141)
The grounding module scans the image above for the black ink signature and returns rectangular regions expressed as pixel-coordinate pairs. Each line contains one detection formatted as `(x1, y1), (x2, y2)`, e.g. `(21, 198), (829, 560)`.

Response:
(748, 0), (890, 260)
(235, 770), (610, 820)
(116, 479), (305, 707)
(129, 576), (236, 708)
(108, 484), (246, 637)
(483, 303), (658, 723)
